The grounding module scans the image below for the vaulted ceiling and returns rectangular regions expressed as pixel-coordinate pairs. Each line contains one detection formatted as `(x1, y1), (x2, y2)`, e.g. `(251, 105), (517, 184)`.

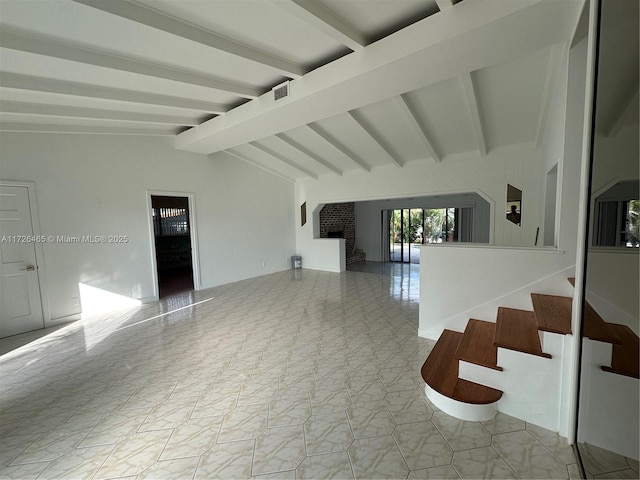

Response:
(0, 0), (587, 181)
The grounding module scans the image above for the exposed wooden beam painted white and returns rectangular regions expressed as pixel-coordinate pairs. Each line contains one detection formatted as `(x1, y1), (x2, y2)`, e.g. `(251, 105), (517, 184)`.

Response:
(460, 72), (486, 156)
(0, 29), (260, 99)
(435, 0), (455, 11)
(248, 142), (318, 179)
(0, 101), (198, 126)
(222, 149), (295, 183)
(348, 111), (402, 168)
(275, 133), (343, 175)
(72, 0), (304, 79)
(273, 0), (365, 51)
(305, 123), (370, 172)
(535, 43), (565, 148)
(0, 122), (177, 135)
(396, 94), (440, 162)
(176, 0), (583, 154)
(604, 85), (638, 138)
(0, 72), (228, 113)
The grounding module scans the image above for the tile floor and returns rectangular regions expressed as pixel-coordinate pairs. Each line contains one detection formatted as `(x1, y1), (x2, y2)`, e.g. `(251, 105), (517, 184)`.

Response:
(0, 266), (635, 479)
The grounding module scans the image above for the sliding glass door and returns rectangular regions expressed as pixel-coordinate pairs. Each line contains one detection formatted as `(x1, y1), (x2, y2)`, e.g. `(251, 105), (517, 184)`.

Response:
(389, 207), (463, 263)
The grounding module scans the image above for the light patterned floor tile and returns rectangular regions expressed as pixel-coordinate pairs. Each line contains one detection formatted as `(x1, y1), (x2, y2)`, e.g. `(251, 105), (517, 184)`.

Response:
(79, 408), (152, 447)
(408, 464), (461, 479)
(345, 374), (387, 403)
(217, 403), (268, 443)
(37, 444), (115, 479)
(451, 447), (518, 479)
(267, 395), (311, 427)
(252, 469), (296, 479)
(309, 386), (352, 415)
(0, 460), (50, 480)
(393, 421), (453, 470)
(137, 456), (200, 479)
(296, 451), (354, 479)
(481, 412), (525, 435)
(0, 269), (589, 480)
(94, 429), (173, 479)
(138, 397), (198, 432)
(304, 412), (355, 455)
(10, 418), (100, 464)
(346, 399), (396, 439)
(160, 415), (224, 460)
(384, 389), (433, 424)
(194, 438), (255, 479)
(492, 430), (569, 479)
(348, 434), (409, 480)
(0, 433), (41, 467)
(252, 425), (306, 475)
(431, 411), (492, 451)
(191, 389), (238, 419)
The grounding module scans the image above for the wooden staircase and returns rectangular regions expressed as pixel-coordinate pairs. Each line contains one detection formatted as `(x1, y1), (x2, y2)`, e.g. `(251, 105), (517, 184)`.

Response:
(422, 280), (639, 422)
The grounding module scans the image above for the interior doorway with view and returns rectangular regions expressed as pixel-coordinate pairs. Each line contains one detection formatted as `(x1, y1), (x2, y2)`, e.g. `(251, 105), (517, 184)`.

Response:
(151, 195), (195, 298)
(388, 208), (459, 264)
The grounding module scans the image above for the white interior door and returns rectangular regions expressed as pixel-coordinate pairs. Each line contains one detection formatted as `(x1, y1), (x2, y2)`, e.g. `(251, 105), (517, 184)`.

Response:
(0, 185), (44, 337)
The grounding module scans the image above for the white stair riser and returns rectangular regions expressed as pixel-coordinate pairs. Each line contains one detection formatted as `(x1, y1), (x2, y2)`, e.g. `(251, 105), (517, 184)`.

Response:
(458, 333), (568, 431)
(424, 384), (498, 422)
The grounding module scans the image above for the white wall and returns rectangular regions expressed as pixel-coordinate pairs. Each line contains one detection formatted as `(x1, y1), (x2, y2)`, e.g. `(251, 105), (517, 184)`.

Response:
(296, 145), (545, 271)
(0, 133), (295, 323)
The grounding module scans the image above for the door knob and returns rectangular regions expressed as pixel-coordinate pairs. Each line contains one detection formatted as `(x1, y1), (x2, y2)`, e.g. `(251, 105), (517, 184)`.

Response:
(19, 265), (35, 271)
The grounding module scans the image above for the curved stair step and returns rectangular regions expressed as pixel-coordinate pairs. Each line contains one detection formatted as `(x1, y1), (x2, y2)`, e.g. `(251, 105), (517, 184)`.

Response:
(421, 329), (502, 421)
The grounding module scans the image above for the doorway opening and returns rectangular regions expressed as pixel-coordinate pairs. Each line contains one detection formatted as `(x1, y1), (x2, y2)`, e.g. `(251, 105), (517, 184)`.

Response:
(389, 208), (459, 263)
(151, 195), (194, 298)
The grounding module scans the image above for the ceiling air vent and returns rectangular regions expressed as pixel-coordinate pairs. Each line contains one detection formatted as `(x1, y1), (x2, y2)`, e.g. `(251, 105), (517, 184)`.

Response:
(272, 81), (290, 101)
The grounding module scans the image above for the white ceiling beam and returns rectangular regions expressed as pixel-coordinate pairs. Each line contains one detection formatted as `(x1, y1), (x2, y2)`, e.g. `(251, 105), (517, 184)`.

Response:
(0, 122), (177, 135)
(534, 43), (565, 148)
(396, 94), (440, 162)
(0, 72), (228, 113)
(248, 142), (318, 179)
(603, 85), (638, 138)
(176, 0), (584, 154)
(435, 0), (455, 11)
(275, 133), (343, 175)
(0, 100), (198, 126)
(273, 0), (365, 51)
(305, 124), (370, 172)
(0, 29), (261, 99)
(222, 149), (295, 183)
(348, 111), (402, 168)
(72, 0), (304, 79)
(460, 72), (486, 156)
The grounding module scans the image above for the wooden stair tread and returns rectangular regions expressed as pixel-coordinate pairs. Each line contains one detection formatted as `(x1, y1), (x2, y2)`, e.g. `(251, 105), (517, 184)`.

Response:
(421, 330), (503, 404)
(583, 302), (622, 344)
(531, 293), (572, 334)
(494, 307), (551, 358)
(455, 319), (503, 371)
(602, 324), (640, 379)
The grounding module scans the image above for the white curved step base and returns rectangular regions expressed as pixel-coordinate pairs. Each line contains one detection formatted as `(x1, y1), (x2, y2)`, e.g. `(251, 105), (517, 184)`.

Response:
(424, 384), (498, 422)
